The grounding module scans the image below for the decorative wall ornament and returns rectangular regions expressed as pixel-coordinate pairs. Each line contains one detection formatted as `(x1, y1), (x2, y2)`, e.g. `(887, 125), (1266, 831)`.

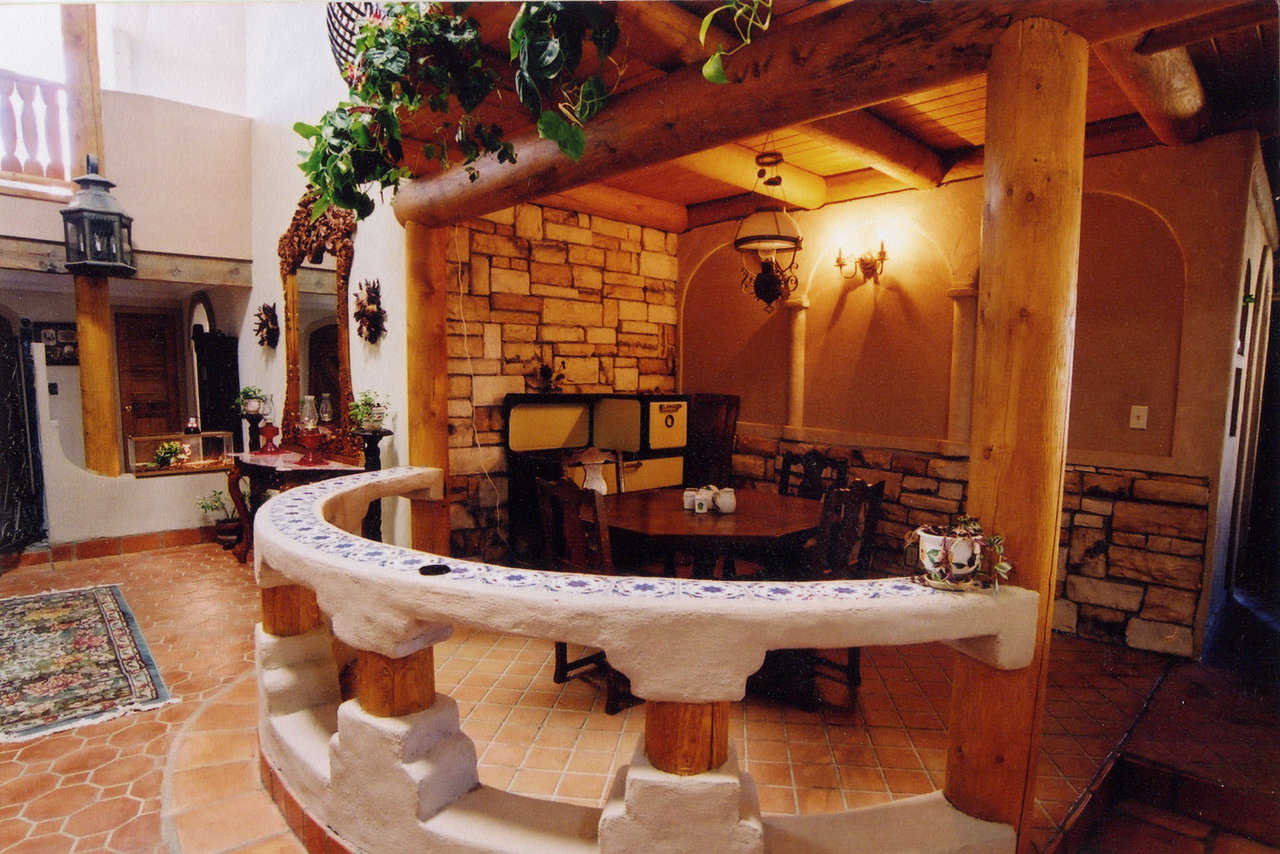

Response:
(353, 279), (388, 344)
(253, 303), (280, 348)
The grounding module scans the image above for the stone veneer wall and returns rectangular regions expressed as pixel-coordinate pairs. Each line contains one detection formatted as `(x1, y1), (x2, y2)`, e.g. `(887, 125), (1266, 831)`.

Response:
(441, 204), (679, 556)
(732, 436), (1210, 657)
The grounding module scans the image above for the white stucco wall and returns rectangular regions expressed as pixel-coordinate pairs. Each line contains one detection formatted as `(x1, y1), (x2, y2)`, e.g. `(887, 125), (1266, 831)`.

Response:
(243, 3), (411, 546)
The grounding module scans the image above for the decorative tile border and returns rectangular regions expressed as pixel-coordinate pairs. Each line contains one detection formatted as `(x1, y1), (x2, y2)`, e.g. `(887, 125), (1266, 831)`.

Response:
(265, 468), (942, 605)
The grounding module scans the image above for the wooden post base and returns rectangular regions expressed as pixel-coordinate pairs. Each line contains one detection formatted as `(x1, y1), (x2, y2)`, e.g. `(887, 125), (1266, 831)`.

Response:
(260, 584), (321, 637)
(355, 647), (436, 717)
(644, 701), (730, 776)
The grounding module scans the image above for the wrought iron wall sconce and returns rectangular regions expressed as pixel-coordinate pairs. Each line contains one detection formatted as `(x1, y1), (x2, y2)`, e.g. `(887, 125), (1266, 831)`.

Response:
(835, 240), (888, 284)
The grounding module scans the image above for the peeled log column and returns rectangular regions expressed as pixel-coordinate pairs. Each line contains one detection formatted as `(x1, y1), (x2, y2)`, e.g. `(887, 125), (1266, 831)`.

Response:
(644, 701), (729, 776)
(942, 17), (1087, 846)
(404, 222), (451, 555)
(73, 275), (121, 477)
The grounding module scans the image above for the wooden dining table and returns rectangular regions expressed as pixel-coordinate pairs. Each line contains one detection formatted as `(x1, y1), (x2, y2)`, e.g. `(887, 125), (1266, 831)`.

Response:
(600, 487), (822, 578)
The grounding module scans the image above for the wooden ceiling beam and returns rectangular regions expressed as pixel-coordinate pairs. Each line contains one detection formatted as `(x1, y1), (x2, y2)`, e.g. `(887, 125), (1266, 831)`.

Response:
(536, 185), (688, 232)
(394, 0), (1241, 228)
(801, 111), (944, 190)
(674, 144), (828, 209)
(613, 2), (721, 72)
(1134, 2), (1276, 55)
(1094, 35), (1208, 145)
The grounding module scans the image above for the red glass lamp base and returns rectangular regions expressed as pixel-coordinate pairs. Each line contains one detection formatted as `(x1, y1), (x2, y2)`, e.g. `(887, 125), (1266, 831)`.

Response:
(257, 422), (282, 455)
(297, 429), (325, 466)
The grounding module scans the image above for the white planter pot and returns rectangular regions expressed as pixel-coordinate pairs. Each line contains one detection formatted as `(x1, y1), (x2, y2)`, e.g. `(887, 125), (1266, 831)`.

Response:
(916, 531), (981, 579)
(242, 398), (262, 414)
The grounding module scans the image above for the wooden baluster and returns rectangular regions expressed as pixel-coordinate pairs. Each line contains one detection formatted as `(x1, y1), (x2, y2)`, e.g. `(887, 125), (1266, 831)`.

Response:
(15, 79), (42, 175)
(0, 75), (20, 172)
(260, 584), (321, 637)
(354, 647), (435, 717)
(40, 82), (65, 180)
(644, 701), (730, 775)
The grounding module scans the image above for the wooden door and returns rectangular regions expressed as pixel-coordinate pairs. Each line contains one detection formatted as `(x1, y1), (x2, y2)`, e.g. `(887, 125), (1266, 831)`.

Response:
(115, 310), (183, 438)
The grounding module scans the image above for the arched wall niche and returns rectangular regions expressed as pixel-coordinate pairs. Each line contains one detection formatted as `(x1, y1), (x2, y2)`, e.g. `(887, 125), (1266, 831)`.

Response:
(1070, 191), (1186, 456)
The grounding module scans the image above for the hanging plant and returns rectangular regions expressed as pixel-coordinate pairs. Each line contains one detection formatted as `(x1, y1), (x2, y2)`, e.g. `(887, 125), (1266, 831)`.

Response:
(295, 3), (621, 221)
(353, 279), (388, 344)
(698, 0), (773, 84)
(508, 2), (622, 161)
(253, 303), (280, 348)
(295, 3), (513, 220)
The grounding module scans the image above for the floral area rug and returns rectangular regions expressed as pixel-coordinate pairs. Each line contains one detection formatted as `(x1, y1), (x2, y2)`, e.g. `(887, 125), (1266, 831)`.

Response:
(0, 585), (172, 741)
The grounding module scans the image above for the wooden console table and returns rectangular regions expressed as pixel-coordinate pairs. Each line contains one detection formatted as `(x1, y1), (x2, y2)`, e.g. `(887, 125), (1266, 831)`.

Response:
(227, 452), (362, 563)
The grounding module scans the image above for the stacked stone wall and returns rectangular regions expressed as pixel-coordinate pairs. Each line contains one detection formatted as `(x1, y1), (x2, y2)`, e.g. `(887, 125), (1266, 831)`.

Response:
(442, 204), (679, 556)
(732, 437), (1209, 657)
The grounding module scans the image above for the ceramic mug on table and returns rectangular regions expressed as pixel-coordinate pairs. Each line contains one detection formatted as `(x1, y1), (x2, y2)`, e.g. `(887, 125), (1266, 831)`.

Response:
(713, 487), (736, 513)
(694, 488), (713, 514)
(683, 489), (697, 510)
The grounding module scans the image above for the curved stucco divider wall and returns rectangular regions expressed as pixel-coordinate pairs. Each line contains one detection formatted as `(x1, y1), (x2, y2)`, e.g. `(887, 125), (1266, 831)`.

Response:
(32, 349), (226, 543)
(254, 467), (1033, 853)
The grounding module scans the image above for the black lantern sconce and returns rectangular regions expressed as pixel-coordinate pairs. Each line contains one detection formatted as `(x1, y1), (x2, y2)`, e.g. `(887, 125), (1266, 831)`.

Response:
(60, 155), (136, 278)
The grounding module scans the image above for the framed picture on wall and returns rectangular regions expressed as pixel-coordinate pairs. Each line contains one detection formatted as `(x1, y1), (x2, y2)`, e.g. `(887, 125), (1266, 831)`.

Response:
(33, 322), (79, 365)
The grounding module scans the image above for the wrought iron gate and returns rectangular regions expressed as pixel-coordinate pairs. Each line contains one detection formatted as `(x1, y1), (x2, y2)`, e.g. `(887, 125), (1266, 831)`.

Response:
(0, 322), (45, 552)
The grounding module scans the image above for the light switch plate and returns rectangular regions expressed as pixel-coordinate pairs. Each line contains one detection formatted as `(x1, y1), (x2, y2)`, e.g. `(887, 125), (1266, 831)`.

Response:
(1129, 405), (1149, 430)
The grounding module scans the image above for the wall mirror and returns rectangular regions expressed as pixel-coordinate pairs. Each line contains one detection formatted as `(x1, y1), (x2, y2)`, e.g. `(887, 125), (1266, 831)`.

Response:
(277, 191), (362, 463)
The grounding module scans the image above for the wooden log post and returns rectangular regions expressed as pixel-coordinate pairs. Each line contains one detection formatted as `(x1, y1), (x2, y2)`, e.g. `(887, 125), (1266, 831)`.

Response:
(942, 17), (1087, 849)
(644, 701), (730, 776)
(73, 274), (121, 476)
(404, 222), (452, 555)
(260, 584), (321, 637)
(354, 647), (436, 717)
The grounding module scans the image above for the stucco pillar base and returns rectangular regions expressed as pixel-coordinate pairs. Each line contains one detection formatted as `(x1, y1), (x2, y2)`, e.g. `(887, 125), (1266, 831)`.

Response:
(256, 625), (341, 809)
(598, 743), (763, 854)
(326, 696), (479, 852)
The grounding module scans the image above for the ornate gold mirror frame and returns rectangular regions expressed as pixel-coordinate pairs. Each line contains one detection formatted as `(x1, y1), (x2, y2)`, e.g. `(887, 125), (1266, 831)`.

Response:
(277, 191), (363, 464)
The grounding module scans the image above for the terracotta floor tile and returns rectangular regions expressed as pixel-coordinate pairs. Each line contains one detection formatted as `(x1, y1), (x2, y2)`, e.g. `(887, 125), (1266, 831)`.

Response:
(525, 746), (571, 771)
(755, 785), (796, 815)
(843, 790), (893, 808)
(557, 773), (608, 800)
(61, 797), (140, 838)
(174, 730), (257, 770)
(747, 762), (793, 787)
(21, 785), (99, 821)
(797, 787), (845, 812)
(232, 834), (310, 854)
(172, 790), (289, 854)
(508, 769), (560, 796)
(170, 760), (260, 809)
(793, 764), (841, 789)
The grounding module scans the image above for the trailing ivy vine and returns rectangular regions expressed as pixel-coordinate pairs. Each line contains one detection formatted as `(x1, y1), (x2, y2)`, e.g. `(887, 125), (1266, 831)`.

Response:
(295, 3), (512, 219)
(698, 0), (773, 84)
(508, 2), (621, 162)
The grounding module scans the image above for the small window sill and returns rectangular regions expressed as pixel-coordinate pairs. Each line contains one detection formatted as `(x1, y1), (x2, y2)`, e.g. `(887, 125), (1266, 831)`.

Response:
(132, 460), (232, 479)
(0, 171), (74, 204)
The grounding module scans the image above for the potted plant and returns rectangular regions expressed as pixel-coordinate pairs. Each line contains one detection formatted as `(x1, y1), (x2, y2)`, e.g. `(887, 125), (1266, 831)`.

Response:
(234, 385), (265, 414)
(197, 489), (240, 549)
(904, 516), (1012, 590)
(153, 440), (191, 468)
(349, 391), (389, 431)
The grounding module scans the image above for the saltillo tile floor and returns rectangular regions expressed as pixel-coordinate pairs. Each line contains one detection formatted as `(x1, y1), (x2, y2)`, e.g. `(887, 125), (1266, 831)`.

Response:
(0, 543), (1168, 853)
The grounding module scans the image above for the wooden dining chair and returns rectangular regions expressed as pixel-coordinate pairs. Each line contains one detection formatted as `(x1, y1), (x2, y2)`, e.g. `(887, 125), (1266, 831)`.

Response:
(535, 477), (638, 714)
(778, 449), (850, 500)
(805, 479), (886, 700)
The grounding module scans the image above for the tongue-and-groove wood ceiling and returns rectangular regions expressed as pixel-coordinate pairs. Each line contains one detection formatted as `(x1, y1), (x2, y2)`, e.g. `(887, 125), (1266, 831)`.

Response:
(397, 1), (1278, 230)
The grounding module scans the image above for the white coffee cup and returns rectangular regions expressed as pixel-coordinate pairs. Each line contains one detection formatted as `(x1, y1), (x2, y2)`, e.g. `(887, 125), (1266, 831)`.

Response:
(682, 489), (697, 510)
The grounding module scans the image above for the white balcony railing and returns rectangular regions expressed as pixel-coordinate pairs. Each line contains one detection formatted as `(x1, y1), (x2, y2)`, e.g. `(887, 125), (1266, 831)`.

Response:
(0, 68), (69, 182)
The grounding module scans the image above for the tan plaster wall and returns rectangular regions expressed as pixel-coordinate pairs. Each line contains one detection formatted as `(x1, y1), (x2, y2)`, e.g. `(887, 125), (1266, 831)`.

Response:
(1071, 192), (1184, 456)
(679, 133), (1261, 479)
(0, 90), (252, 259)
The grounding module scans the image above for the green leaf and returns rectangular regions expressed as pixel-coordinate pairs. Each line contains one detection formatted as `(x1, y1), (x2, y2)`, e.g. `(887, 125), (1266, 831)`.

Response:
(698, 7), (719, 45)
(293, 122), (321, 139)
(508, 4), (527, 60)
(702, 50), (728, 84)
(575, 74), (608, 123)
(537, 110), (585, 161)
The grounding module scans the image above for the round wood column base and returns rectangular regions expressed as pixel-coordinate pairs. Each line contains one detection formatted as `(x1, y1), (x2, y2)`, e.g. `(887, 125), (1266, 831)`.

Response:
(355, 647), (436, 717)
(260, 584), (321, 637)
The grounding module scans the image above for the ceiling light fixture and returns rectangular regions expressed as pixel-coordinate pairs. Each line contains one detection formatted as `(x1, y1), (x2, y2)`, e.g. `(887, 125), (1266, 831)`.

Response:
(735, 147), (803, 312)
